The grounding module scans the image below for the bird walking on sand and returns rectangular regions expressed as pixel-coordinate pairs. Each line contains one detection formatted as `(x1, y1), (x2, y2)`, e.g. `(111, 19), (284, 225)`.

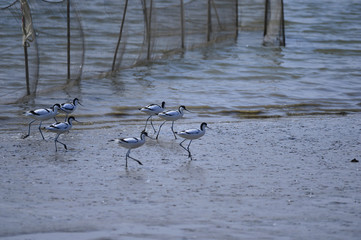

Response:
(23, 103), (61, 140)
(60, 98), (82, 120)
(176, 122), (209, 160)
(45, 116), (78, 152)
(139, 101), (165, 133)
(156, 105), (190, 140)
(114, 130), (150, 168)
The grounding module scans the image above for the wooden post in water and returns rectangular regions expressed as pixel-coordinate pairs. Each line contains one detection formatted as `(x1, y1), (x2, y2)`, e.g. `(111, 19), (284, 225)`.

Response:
(67, 0), (70, 80)
(263, 0), (285, 46)
(22, 8), (30, 95)
(180, 0), (185, 49)
(23, 43), (30, 95)
(147, 0), (153, 60)
(20, 0), (35, 96)
(235, 0), (238, 38)
(112, 0), (128, 71)
(207, 0), (211, 42)
(263, 0), (269, 38)
(281, 0), (285, 46)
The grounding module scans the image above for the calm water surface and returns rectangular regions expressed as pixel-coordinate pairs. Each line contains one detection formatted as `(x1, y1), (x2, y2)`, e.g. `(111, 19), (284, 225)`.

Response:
(0, 0), (361, 129)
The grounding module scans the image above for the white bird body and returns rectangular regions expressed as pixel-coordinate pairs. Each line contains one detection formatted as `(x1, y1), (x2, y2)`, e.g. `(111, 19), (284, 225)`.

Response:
(46, 117), (75, 134)
(140, 101), (165, 133)
(60, 98), (81, 120)
(45, 116), (78, 151)
(25, 104), (61, 121)
(140, 101), (165, 116)
(176, 122), (209, 160)
(158, 106), (186, 121)
(23, 104), (61, 139)
(156, 105), (189, 139)
(176, 127), (206, 140)
(115, 131), (149, 167)
(116, 135), (146, 149)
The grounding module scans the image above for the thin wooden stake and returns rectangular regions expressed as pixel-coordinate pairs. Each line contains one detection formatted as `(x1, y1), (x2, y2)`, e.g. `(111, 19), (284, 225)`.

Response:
(67, 0), (71, 80)
(147, 0), (153, 60)
(235, 0), (238, 38)
(207, 0), (211, 42)
(180, 0), (185, 49)
(263, 0), (269, 37)
(24, 43), (30, 95)
(22, 10), (30, 95)
(112, 0), (128, 71)
(281, 0), (285, 46)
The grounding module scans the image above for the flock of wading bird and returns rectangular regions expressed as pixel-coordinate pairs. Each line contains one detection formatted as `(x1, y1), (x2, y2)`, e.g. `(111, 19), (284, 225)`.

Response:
(22, 99), (209, 167)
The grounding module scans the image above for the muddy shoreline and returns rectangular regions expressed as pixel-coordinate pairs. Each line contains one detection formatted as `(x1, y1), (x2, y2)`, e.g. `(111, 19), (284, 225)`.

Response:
(1, 114), (361, 239)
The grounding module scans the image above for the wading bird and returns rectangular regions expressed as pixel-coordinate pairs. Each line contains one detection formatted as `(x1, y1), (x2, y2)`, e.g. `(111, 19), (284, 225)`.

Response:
(45, 116), (78, 152)
(23, 103), (61, 140)
(60, 98), (82, 120)
(156, 105), (189, 140)
(176, 122), (209, 160)
(114, 130), (150, 168)
(139, 101), (165, 133)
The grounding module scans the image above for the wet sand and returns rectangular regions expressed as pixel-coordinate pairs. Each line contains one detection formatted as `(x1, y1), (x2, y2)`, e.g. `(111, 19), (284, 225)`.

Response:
(1, 114), (360, 240)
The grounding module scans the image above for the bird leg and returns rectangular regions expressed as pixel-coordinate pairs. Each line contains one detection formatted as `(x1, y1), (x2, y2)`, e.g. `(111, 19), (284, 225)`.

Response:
(54, 134), (67, 152)
(125, 149), (129, 168)
(23, 119), (36, 139)
(179, 139), (188, 152)
(38, 121), (45, 140)
(187, 140), (193, 160)
(156, 120), (167, 140)
(125, 149), (143, 167)
(149, 116), (156, 133)
(144, 115), (156, 133)
(180, 139), (193, 159)
(171, 121), (177, 139)
(144, 115), (151, 130)
(128, 156), (143, 166)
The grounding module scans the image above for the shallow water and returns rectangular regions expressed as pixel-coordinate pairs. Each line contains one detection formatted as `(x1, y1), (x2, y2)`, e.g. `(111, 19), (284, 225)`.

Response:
(0, 0), (361, 129)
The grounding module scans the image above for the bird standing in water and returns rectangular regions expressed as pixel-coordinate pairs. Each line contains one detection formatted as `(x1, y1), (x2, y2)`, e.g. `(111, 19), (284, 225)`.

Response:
(23, 103), (61, 140)
(114, 130), (150, 168)
(60, 98), (82, 120)
(176, 122), (209, 160)
(45, 116), (78, 152)
(156, 105), (190, 140)
(139, 101), (165, 133)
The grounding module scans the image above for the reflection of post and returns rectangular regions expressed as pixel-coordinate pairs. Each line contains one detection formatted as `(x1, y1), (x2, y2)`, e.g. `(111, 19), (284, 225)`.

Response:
(67, 0), (70, 80)
(180, 0), (184, 49)
(263, 0), (285, 46)
(112, 0), (128, 72)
